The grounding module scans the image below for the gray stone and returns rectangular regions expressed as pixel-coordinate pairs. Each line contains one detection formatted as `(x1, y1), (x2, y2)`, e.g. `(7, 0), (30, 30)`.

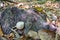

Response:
(38, 30), (55, 40)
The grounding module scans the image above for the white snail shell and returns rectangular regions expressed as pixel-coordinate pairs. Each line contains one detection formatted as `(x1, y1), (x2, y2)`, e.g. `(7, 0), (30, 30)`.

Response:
(15, 21), (24, 29)
(0, 3), (4, 7)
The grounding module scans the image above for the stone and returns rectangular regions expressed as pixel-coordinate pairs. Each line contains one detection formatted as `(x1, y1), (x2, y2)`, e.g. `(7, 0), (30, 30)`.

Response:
(38, 30), (55, 40)
(28, 30), (39, 39)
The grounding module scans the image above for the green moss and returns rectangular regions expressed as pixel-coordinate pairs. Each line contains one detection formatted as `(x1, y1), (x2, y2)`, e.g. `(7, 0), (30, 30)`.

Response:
(34, 7), (43, 12)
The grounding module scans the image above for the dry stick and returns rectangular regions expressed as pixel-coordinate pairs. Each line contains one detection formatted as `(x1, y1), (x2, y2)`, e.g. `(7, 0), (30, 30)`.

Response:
(55, 31), (58, 40)
(55, 25), (60, 40)
(55, 21), (60, 40)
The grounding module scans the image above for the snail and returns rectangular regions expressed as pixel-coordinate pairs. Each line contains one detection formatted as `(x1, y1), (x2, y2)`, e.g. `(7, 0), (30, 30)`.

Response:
(15, 21), (24, 30)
